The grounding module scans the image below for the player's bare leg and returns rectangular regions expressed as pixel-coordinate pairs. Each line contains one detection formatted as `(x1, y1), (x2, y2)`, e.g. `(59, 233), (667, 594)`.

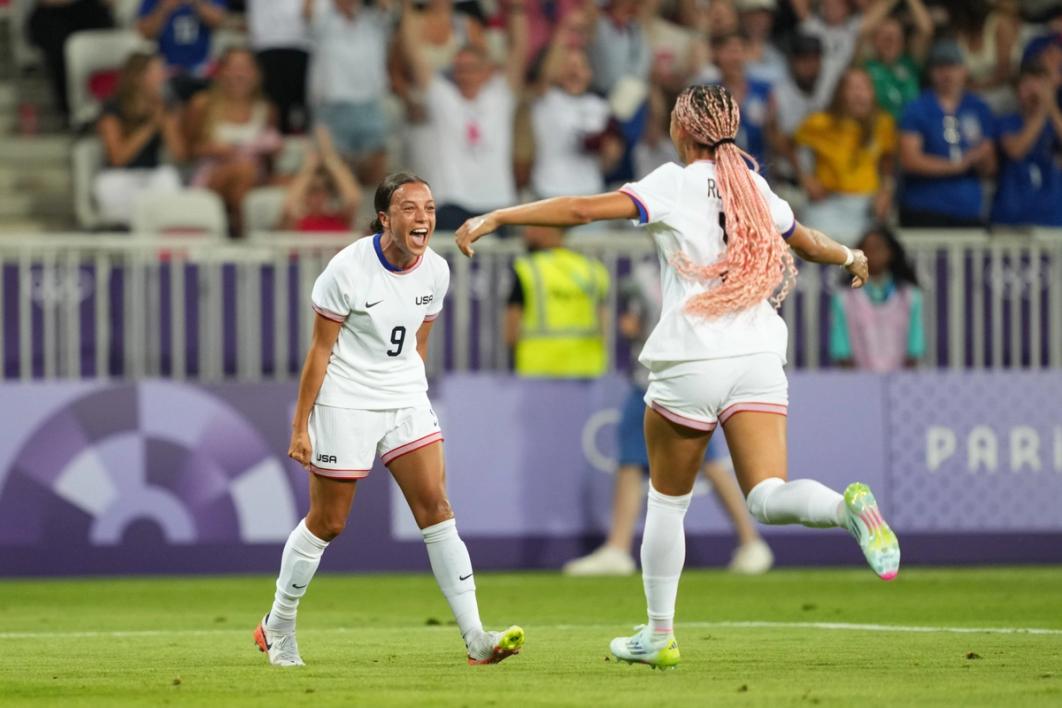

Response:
(389, 442), (524, 665)
(723, 412), (899, 580)
(256, 474), (358, 666)
(610, 409), (707, 670)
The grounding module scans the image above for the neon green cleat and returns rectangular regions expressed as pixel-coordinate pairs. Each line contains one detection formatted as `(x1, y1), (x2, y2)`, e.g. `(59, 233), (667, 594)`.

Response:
(610, 625), (681, 670)
(467, 625), (525, 665)
(844, 482), (901, 581)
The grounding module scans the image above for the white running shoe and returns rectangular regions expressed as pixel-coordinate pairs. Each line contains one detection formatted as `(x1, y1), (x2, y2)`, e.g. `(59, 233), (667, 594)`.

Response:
(254, 614), (305, 667)
(467, 626), (525, 665)
(728, 539), (774, 575)
(609, 625), (680, 670)
(562, 545), (636, 576)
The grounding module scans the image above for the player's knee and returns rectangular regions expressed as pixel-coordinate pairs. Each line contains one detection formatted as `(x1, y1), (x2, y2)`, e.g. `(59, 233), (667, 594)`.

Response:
(307, 513), (347, 541)
(413, 497), (453, 529)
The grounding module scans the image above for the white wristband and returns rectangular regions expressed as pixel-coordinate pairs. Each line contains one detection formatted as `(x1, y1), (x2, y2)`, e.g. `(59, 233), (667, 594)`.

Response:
(841, 246), (854, 267)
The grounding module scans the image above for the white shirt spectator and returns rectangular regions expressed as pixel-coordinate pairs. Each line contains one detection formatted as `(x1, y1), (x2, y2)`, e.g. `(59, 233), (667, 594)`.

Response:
(247, 0), (308, 51)
(307, 3), (391, 104)
(588, 16), (651, 95)
(772, 68), (838, 136)
(531, 89), (611, 198)
(800, 15), (860, 89)
(418, 74), (517, 211)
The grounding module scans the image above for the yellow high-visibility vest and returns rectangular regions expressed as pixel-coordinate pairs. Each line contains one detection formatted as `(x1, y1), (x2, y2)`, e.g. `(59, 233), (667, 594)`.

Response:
(513, 247), (610, 378)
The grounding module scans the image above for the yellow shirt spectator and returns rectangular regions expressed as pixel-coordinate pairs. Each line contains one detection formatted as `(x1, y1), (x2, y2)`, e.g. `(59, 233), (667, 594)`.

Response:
(795, 111), (897, 195)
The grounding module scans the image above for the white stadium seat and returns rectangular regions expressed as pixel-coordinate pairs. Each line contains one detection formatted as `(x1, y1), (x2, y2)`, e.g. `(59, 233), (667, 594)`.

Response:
(243, 186), (288, 238)
(64, 29), (154, 128)
(131, 189), (228, 240)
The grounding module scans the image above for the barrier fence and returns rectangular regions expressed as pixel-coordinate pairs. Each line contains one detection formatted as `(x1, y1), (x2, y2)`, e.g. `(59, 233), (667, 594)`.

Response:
(1, 229), (1060, 381)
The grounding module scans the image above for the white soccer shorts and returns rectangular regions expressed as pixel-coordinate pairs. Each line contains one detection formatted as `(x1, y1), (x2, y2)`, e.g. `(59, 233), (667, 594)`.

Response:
(644, 352), (788, 432)
(306, 403), (443, 479)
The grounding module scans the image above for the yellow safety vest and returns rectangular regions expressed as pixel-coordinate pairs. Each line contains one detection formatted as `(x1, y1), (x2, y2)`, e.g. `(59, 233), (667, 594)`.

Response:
(513, 247), (609, 378)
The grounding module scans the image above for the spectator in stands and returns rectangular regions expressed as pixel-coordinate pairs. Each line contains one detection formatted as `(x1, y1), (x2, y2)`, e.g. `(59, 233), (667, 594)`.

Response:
(26, 0), (114, 122)
(793, 0), (862, 89)
(586, 0), (651, 97)
(992, 63), (1062, 227)
(520, 0), (584, 61)
(185, 48), (281, 236)
(860, 0), (933, 122)
(697, 32), (780, 176)
(282, 126), (362, 232)
(830, 225), (924, 371)
(409, 0), (486, 73)
(400, 0), (528, 231)
(645, 0), (708, 94)
(735, 0), (787, 86)
(899, 39), (996, 228)
(304, 0), (395, 189)
(530, 26), (624, 199)
(634, 88), (678, 178)
(136, 0), (227, 99)
(794, 67), (897, 244)
(706, 0), (739, 36)
(945, 0), (1020, 111)
(506, 226), (610, 378)
(773, 33), (832, 137)
(248, 0), (309, 134)
(94, 52), (185, 227)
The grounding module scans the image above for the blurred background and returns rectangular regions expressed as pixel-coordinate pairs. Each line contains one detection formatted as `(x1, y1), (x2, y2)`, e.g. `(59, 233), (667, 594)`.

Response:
(0, 0), (1059, 577)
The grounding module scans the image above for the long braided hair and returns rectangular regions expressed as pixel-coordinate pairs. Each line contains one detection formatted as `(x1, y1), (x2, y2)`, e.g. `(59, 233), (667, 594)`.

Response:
(671, 85), (796, 318)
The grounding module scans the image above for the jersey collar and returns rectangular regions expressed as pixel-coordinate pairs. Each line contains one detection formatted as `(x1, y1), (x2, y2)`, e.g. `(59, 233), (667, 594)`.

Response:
(373, 232), (422, 274)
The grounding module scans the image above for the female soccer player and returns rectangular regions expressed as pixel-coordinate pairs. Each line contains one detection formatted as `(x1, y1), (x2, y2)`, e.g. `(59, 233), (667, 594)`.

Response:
(255, 173), (524, 667)
(456, 84), (900, 670)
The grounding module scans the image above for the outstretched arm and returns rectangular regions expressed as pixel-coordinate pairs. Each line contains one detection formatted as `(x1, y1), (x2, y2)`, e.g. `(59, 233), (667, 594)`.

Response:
(787, 222), (869, 288)
(455, 192), (638, 256)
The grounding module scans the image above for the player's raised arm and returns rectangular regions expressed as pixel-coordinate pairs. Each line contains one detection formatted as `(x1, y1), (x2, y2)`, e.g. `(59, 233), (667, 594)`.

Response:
(786, 222), (870, 288)
(455, 193), (638, 257)
(288, 314), (342, 469)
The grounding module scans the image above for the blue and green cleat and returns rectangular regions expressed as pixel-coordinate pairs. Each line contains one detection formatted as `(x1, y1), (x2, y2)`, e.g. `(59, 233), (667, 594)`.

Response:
(844, 482), (901, 581)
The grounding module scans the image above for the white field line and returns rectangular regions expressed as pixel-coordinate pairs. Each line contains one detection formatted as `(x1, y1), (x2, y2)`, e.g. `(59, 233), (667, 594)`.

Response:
(2, 621), (1061, 640)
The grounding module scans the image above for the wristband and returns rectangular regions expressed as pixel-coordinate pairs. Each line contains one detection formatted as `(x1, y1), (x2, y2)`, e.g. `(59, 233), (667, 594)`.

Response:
(841, 246), (854, 268)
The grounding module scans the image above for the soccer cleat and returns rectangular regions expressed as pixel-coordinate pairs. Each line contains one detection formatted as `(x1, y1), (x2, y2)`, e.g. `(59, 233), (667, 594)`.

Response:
(467, 626), (525, 665)
(562, 545), (637, 576)
(610, 625), (680, 670)
(843, 482), (901, 581)
(254, 614), (305, 667)
(728, 539), (774, 575)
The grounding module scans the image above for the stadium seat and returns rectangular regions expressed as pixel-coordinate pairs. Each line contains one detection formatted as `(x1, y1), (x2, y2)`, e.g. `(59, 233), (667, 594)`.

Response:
(64, 29), (154, 128)
(243, 186), (287, 238)
(8, 0), (42, 73)
(111, 0), (141, 28)
(131, 189), (228, 239)
(72, 135), (108, 230)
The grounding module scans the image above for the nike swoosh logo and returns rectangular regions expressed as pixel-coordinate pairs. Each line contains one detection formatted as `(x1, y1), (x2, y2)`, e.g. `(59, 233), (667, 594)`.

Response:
(292, 583), (307, 589)
(459, 573), (473, 581)
(365, 300), (383, 308)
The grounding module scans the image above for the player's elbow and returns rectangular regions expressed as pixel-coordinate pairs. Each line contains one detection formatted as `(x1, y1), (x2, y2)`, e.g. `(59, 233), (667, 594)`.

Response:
(569, 198), (595, 225)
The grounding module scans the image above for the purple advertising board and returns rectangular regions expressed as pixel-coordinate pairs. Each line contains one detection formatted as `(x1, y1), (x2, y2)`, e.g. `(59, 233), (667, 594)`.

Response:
(0, 372), (1059, 576)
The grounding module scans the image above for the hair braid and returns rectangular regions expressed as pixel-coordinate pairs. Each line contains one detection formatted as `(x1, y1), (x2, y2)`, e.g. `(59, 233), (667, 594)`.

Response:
(671, 85), (796, 319)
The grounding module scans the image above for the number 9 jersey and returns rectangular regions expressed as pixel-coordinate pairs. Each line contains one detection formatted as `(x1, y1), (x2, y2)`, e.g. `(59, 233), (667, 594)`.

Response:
(310, 233), (450, 410)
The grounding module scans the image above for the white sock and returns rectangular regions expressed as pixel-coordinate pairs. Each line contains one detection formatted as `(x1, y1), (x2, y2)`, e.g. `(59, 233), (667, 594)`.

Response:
(745, 477), (846, 528)
(640, 486), (692, 637)
(422, 518), (484, 645)
(267, 518), (329, 633)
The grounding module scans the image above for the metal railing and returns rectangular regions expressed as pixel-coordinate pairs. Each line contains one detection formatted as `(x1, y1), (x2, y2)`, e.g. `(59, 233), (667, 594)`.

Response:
(0, 229), (1059, 381)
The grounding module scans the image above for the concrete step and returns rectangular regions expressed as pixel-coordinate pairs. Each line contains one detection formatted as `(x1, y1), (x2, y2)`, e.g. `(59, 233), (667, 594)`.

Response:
(0, 166), (71, 193)
(0, 135), (71, 164)
(0, 192), (73, 219)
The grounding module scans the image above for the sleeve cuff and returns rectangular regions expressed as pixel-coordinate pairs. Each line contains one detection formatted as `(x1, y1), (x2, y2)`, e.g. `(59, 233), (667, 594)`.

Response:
(312, 304), (347, 323)
(423, 311), (441, 322)
(781, 220), (797, 239)
(620, 188), (650, 225)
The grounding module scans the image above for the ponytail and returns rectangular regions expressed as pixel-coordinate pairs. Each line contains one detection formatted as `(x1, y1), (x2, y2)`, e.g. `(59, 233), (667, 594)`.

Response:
(670, 86), (796, 319)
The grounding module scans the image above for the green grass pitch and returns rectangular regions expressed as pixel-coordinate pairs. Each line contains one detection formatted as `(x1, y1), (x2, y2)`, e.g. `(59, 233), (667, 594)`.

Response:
(2, 567), (1060, 706)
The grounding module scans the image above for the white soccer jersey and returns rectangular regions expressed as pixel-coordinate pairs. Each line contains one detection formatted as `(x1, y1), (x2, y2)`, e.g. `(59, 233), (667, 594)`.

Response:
(620, 160), (797, 367)
(311, 233), (450, 410)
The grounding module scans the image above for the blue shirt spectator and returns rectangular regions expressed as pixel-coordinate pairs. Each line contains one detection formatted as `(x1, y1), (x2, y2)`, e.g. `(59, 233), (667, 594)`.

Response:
(899, 40), (997, 227)
(992, 65), (1062, 226)
(137, 0), (228, 76)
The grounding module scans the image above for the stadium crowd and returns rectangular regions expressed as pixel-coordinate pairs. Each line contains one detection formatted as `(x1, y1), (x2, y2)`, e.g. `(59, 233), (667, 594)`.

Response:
(21, 0), (1062, 239)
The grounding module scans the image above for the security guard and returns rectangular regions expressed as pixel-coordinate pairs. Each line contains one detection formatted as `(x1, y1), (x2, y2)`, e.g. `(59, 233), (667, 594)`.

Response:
(506, 226), (610, 377)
